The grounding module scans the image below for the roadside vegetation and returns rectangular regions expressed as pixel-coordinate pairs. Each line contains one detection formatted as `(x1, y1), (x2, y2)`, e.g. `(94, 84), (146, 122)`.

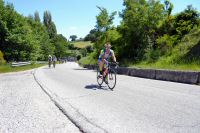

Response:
(0, 0), (200, 72)
(0, 63), (46, 73)
(0, 0), (69, 62)
(72, 41), (93, 49)
(79, 0), (200, 71)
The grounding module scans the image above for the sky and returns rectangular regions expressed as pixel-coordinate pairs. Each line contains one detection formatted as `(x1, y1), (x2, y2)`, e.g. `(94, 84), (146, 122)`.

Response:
(3, 0), (200, 40)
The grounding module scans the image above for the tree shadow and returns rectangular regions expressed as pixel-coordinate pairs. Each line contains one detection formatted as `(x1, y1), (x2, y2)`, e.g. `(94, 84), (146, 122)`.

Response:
(84, 84), (109, 91)
(73, 68), (89, 70)
(184, 40), (200, 60)
(42, 67), (52, 69)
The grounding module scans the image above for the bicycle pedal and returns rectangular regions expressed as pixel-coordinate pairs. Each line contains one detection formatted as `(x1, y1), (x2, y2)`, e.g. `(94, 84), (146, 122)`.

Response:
(98, 75), (103, 79)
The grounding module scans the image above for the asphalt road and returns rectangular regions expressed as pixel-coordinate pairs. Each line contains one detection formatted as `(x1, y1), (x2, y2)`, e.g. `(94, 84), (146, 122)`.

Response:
(0, 70), (80, 133)
(33, 62), (200, 133)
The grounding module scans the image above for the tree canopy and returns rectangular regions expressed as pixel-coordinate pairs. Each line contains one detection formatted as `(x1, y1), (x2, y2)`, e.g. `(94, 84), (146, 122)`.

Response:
(0, 0), (69, 62)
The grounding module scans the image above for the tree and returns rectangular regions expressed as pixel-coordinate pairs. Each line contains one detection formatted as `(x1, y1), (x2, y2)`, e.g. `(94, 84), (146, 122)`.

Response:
(118, 0), (165, 60)
(174, 5), (199, 37)
(95, 6), (116, 42)
(158, 0), (175, 36)
(84, 28), (98, 42)
(164, 0), (174, 17)
(43, 10), (57, 38)
(96, 6), (116, 33)
(94, 6), (117, 55)
(0, 0), (69, 62)
(53, 34), (69, 58)
(70, 35), (77, 41)
(34, 11), (40, 22)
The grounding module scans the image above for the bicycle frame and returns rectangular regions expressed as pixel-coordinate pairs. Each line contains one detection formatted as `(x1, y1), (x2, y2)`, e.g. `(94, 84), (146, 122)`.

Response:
(97, 61), (118, 90)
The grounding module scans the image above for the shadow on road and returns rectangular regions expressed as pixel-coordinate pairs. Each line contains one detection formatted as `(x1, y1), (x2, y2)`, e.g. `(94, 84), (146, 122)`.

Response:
(85, 84), (109, 91)
(42, 67), (51, 69)
(73, 68), (97, 72)
(73, 68), (89, 70)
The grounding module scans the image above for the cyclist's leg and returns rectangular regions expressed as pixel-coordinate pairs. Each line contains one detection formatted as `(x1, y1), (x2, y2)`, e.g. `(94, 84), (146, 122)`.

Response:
(103, 62), (109, 83)
(53, 61), (55, 68)
(48, 60), (51, 68)
(98, 59), (103, 75)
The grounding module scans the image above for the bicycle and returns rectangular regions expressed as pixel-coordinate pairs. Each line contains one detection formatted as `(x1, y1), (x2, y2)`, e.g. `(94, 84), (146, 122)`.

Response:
(97, 62), (118, 90)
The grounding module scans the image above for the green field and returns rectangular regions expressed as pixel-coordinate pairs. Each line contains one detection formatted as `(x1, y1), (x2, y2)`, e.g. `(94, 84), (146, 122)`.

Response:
(0, 63), (46, 73)
(72, 41), (93, 48)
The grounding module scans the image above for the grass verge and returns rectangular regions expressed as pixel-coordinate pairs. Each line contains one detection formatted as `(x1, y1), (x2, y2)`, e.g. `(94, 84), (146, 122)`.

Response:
(131, 61), (200, 71)
(0, 63), (47, 73)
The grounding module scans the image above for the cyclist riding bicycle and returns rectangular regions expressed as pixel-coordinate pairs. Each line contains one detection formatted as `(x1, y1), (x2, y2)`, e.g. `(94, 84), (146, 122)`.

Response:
(48, 55), (52, 68)
(98, 42), (116, 84)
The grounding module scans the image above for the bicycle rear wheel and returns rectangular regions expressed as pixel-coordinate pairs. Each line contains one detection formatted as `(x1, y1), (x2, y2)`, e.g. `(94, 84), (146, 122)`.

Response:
(97, 67), (103, 86)
(107, 68), (116, 90)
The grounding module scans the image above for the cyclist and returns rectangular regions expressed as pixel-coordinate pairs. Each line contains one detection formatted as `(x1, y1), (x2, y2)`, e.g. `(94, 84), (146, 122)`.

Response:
(48, 55), (52, 68)
(52, 55), (57, 68)
(98, 42), (116, 84)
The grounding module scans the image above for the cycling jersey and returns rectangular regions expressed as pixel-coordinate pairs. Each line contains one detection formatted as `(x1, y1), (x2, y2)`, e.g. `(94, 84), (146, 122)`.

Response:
(98, 49), (114, 61)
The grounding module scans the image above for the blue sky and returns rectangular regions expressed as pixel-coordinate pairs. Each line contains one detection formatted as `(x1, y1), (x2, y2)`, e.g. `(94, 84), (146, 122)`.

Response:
(4, 0), (200, 40)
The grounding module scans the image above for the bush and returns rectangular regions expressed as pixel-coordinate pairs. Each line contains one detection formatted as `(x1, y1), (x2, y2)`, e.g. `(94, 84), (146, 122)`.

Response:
(0, 50), (6, 64)
(78, 52), (97, 65)
(80, 48), (87, 57)
(77, 55), (81, 61)
(144, 49), (161, 63)
(156, 34), (178, 55)
(86, 45), (93, 53)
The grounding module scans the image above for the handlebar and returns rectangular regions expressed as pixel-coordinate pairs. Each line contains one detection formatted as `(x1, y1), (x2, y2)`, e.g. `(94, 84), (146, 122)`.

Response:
(107, 61), (119, 69)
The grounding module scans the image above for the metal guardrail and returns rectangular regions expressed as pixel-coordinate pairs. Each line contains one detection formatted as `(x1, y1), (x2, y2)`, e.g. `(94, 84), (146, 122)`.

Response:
(36, 61), (48, 64)
(11, 62), (31, 67)
(11, 61), (47, 67)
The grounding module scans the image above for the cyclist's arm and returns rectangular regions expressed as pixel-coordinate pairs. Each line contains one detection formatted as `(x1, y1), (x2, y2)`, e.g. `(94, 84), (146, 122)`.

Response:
(111, 51), (116, 62)
(99, 50), (105, 61)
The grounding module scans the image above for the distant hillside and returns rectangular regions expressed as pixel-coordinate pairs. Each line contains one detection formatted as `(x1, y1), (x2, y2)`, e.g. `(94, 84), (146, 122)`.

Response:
(71, 41), (93, 49)
(161, 26), (200, 64)
(133, 26), (200, 71)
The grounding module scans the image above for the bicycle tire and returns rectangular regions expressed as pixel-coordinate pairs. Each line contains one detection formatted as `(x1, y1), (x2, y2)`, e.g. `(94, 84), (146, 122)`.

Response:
(53, 62), (56, 68)
(97, 67), (103, 86)
(48, 61), (51, 68)
(107, 68), (116, 90)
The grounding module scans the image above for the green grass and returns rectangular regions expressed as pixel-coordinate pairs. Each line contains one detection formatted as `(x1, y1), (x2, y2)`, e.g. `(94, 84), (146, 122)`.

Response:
(78, 52), (97, 66)
(0, 63), (46, 73)
(130, 26), (200, 71)
(131, 61), (200, 71)
(72, 41), (93, 49)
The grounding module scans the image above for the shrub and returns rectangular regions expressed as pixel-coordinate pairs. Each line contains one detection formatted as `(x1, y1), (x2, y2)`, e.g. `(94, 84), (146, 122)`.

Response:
(156, 34), (178, 55)
(77, 55), (81, 61)
(0, 50), (6, 64)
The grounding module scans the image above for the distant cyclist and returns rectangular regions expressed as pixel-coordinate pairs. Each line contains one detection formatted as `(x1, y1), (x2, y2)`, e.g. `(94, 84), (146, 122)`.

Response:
(98, 42), (116, 83)
(48, 55), (52, 68)
(52, 55), (57, 68)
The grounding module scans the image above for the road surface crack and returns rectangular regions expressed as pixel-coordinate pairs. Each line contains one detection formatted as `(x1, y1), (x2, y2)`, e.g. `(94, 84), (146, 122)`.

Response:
(33, 70), (108, 133)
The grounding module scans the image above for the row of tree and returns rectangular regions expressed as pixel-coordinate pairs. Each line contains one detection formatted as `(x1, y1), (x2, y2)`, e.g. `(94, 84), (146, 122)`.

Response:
(0, 0), (69, 62)
(84, 0), (200, 63)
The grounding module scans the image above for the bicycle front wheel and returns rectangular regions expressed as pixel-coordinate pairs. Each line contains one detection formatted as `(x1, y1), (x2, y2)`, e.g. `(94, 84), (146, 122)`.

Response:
(107, 68), (116, 90)
(97, 67), (103, 86)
